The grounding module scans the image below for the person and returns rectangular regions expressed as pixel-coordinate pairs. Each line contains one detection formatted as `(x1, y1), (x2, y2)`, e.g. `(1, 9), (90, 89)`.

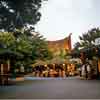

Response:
(84, 63), (88, 79)
(78, 67), (82, 77)
(62, 69), (66, 77)
(49, 69), (54, 77)
(86, 62), (91, 79)
(81, 64), (86, 79)
(58, 69), (62, 77)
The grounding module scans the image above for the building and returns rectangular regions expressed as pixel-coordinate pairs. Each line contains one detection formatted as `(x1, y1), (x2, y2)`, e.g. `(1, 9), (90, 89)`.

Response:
(47, 33), (72, 56)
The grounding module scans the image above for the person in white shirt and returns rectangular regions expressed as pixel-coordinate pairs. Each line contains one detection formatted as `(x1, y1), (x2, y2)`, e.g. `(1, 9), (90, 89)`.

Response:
(86, 62), (91, 79)
(81, 64), (86, 79)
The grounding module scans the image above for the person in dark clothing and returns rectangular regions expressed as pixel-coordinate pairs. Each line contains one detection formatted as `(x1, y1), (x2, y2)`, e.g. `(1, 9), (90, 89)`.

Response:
(78, 67), (82, 77)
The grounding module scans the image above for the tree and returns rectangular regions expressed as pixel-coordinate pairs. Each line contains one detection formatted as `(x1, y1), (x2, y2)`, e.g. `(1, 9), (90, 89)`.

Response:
(0, 32), (15, 49)
(74, 28), (100, 49)
(73, 28), (100, 60)
(0, 32), (23, 62)
(0, 0), (47, 31)
(31, 33), (53, 61)
(0, 31), (53, 69)
(59, 49), (67, 59)
(0, 32), (23, 76)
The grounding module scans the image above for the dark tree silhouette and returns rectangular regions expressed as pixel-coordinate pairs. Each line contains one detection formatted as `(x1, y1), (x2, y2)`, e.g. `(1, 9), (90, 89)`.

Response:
(0, 0), (47, 31)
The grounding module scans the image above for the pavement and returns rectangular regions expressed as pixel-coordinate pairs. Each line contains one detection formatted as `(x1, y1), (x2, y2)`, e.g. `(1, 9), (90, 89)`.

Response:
(12, 75), (96, 81)
(0, 76), (100, 99)
(11, 76), (83, 82)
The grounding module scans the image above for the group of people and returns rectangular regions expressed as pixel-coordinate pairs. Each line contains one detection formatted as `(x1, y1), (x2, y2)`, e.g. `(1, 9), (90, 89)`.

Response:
(32, 64), (76, 78)
(78, 62), (92, 79)
(33, 67), (66, 77)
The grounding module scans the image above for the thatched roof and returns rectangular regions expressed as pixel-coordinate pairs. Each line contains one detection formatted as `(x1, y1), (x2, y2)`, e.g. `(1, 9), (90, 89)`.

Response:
(47, 57), (68, 64)
(31, 57), (69, 68)
(69, 58), (82, 64)
(31, 60), (48, 67)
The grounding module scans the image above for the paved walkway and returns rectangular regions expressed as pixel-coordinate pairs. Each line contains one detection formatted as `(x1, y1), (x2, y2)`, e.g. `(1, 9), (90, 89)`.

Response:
(0, 77), (100, 99)
(13, 76), (82, 81)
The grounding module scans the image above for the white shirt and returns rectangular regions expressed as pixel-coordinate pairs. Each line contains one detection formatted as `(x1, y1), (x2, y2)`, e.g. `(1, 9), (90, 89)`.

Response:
(87, 65), (91, 72)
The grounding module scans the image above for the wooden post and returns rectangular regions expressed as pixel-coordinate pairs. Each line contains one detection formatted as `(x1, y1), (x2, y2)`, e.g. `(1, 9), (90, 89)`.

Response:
(1, 64), (3, 74)
(1, 64), (4, 85)
(7, 60), (10, 71)
(53, 64), (55, 70)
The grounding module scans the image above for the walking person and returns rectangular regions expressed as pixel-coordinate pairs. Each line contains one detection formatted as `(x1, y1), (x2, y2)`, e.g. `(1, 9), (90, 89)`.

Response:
(78, 67), (82, 77)
(86, 62), (91, 79)
(81, 63), (87, 79)
(81, 64), (85, 79)
(84, 63), (88, 79)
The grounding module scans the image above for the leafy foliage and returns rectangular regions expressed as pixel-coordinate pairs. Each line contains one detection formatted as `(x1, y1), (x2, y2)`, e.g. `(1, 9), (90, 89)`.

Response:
(31, 33), (53, 60)
(0, 31), (53, 68)
(0, 32), (15, 48)
(0, 0), (47, 31)
(74, 28), (100, 49)
(73, 28), (100, 59)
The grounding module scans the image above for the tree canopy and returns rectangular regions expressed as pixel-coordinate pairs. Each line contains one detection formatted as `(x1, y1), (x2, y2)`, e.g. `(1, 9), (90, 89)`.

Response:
(73, 28), (100, 59)
(0, 0), (47, 31)
(0, 31), (53, 68)
(74, 28), (100, 49)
